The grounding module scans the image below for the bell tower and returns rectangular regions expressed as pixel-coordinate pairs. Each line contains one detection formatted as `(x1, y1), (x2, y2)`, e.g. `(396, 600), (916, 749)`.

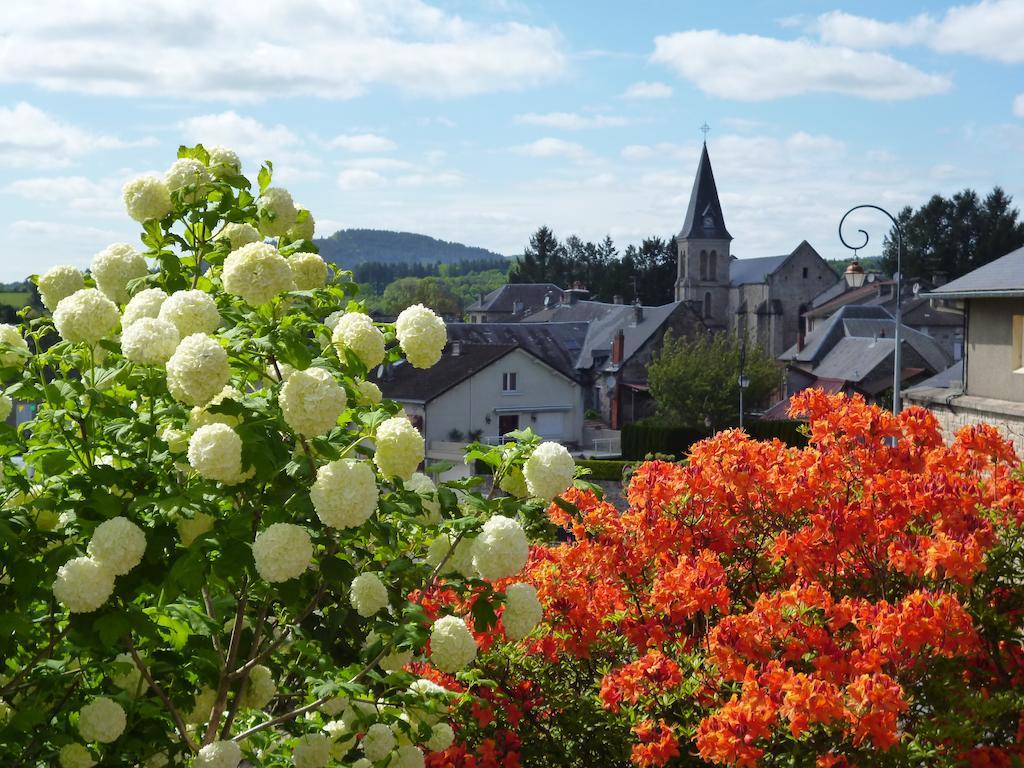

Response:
(674, 141), (732, 329)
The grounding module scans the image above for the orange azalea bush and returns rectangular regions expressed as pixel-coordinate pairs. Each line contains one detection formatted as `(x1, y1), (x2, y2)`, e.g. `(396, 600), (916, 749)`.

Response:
(432, 391), (1024, 767)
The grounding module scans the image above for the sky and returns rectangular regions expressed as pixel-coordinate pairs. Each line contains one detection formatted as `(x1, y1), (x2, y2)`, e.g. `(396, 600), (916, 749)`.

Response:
(0, 0), (1022, 281)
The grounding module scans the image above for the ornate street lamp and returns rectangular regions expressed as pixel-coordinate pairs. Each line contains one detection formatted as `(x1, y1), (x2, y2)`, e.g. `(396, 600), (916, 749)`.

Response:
(738, 331), (749, 429)
(838, 205), (905, 415)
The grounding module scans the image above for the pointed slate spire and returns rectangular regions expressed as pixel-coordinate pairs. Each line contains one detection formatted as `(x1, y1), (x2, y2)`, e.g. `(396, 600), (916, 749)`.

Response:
(679, 142), (732, 241)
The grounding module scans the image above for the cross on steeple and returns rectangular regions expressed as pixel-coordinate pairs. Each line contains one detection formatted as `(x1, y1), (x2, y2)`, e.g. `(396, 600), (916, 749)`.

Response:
(700, 122), (710, 143)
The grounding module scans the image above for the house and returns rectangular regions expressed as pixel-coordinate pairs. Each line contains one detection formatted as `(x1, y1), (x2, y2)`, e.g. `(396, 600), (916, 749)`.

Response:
(464, 283), (565, 323)
(673, 142), (839, 358)
(904, 246), (1024, 451)
(375, 340), (585, 479)
(776, 304), (952, 413)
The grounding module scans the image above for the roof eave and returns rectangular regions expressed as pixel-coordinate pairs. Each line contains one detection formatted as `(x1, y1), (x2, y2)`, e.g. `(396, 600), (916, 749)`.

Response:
(926, 289), (1024, 299)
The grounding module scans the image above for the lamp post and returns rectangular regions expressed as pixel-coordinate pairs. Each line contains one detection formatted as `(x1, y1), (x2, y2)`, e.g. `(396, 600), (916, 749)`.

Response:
(838, 204), (905, 416)
(738, 332), (749, 429)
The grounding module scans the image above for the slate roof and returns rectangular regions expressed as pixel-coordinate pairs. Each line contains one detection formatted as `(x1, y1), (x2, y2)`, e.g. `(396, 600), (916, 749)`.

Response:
(905, 360), (964, 393)
(729, 254), (788, 287)
(465, 283), (563, 313)
(375, 344), (518, 403)
(679, 143), (732, 241)
(928, 246), (1024, 298)
(445, 322), (588, 381)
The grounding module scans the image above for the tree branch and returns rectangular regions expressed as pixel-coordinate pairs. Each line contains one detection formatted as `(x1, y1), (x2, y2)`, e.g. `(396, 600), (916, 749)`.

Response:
(126, 636), (197, 754)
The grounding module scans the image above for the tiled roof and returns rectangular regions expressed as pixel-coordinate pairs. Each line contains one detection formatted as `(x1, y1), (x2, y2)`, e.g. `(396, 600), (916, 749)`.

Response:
(729, 255), (788, 287)
(445, 322), (588, 381)
(374, 344), (518, 403)
(465, 283), (563, 313)
(928, 246), (1024, 298)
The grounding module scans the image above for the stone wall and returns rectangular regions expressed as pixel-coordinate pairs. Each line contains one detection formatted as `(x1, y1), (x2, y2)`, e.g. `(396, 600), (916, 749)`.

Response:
(904, 389), (1024, 455)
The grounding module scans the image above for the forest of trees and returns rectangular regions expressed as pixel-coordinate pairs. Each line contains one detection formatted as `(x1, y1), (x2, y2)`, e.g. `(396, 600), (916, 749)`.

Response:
(316, 228), (507, 268)
(508, 226), (677, 305)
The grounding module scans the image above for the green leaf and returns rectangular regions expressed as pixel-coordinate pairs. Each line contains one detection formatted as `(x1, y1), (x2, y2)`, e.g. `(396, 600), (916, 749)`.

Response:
(257, 163), (273, 193)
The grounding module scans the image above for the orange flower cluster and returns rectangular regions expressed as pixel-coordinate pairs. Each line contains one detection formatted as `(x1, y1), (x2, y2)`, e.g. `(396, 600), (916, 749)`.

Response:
(518, 391), (1024, 766)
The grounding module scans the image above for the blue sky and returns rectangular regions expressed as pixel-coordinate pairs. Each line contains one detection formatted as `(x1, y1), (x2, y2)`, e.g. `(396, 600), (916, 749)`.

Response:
(0, 0), (1022, 281)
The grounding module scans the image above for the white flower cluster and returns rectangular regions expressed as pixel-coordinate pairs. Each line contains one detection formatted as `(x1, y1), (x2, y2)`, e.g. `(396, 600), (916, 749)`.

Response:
(218, 222), (261, 250)
(356, 379), (382, 405)
(252, 523), (312, 582)
(426, 535), (477, 579)
(121, 317), (180, 365)
(165, 158), (211, 202)
(52, 556), (115, 613)
(289, 253), (328, 291)
(0, 392), (12, 422)
(241, 664), (276, 709)
(187, 423), (249, 485)
(279, 367), (346, 436)
(208, 146), (241, 178)
(37, 265), (84, 311)
(426, 723), (455, 752)
(502, 583), (543, 640)
(523, 441), (575, 502)
(310, 459), (378, 528)
(395, 304), (447, 369)
(429, 615), (478, 673)
(193, 740), (241, 768)
(176, 511), (215, 546)
(0, 324), (29, 367)
(498, 466), (529, 498)
(472, 515), (528, 580)
(393, 745), (426, 768)
(92, 243), (148, 304)
(165, 333), (231, 406)
(53, 289), (120, 346)
(373, 417), (424, 481)
(361, 723), (396, 762)
(288, 208), (315, 241)
(293, 733), (331, 768)
(257, 187), (298, 237)
(186, 685), (217, 724)
(349, 572), (388, 617)
(331, 312), (385, 368)
(223, 242), (294, 305)
(159, 289), (220, 337)
(122, 175), (172, 223)
(77, 696), (126, 743)
(110, 651), (147, 695)
(122, 287), (168, 327)
(59, 743), (96, 768)
(406, 472), (440, 523)
(87, 516), (146, 575)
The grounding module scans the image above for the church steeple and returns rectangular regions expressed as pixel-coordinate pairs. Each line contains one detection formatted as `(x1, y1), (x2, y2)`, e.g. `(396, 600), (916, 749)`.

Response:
(678, 142), (732, 242)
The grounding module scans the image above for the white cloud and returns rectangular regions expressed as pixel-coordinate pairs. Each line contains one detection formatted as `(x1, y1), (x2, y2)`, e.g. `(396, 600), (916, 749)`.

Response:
(4, 174), (124, 219)
(1014, 95), (1024, 118)
(395, 172), (464, 187)
(621, 143), (689, 161)
(338, 169), (388, 191)
(813, 11), (935, 49)
(179, 111), (298, 157)
(0, 102), (143, 168)
(345, 157), (418, 172)
(622, 81), (673, 99)
(0, 0), (566, 101)
(651, 30), (951, 101)
(515, 112), (629, 129)
(329, 134), (397, 153)
(514, 137), (588, 160)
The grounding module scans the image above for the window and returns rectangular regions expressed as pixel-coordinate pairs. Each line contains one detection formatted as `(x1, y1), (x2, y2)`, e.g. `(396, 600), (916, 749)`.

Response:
(1013, 317), (1024, 373)
(699, 250), (708, 281)
(502, 372), (518, 392)
(709, 250), (717, 281)
(703, 292), (712, 319)
(802, 267), (808, 278)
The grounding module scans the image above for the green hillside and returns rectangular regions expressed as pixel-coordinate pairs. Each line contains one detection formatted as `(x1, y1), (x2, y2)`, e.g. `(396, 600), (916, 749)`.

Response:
(316, 228), (508, 268)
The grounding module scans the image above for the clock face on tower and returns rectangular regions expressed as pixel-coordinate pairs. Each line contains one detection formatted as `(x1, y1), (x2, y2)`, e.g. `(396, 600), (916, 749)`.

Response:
(703, 214), (714, 229)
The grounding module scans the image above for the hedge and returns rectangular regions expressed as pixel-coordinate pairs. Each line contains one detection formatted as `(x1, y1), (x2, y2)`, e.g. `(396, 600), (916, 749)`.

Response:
(621, 418), (808, 460)
(576, 459), (632, 481)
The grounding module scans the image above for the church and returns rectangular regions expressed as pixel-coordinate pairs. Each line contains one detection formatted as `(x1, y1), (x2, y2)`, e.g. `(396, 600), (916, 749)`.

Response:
(674, 142), (838, 359)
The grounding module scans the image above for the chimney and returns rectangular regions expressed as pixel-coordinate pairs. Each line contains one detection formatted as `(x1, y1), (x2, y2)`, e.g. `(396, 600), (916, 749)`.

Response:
(544, 292), (552, 308)
(613, 294), (624, 305)
(478, 292), (486, 305)
(450, 340), (462, 356)
(632, 301), (643, 325)
(567, 291), (578, 306)
(611, 329), (625, 365)
(512, 300), (524, 315)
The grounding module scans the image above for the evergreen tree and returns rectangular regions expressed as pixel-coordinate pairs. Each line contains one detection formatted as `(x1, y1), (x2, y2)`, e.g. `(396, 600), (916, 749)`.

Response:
(509, 226), (565, 284)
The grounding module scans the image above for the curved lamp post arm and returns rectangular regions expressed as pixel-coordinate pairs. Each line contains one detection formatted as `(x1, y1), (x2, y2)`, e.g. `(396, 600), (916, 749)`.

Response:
(838, 204), (905, 416)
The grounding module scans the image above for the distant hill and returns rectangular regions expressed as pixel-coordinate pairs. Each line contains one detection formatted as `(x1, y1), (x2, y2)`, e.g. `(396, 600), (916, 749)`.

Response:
(316, 228), (509, 268)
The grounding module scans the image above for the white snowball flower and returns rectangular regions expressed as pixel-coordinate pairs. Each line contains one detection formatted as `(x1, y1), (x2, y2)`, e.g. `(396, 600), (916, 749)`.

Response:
(406, 472), (440, 523)
(293, 733), (331, 768)
(161, 426), (189, 454)
(52, 290), (120, 346)
(187, 423), (247, 485)
(59, 743), (96, 768)
(472, 515), (528, 580)
(523, 441), (575, 502)
(279, 367), (346, 437)
(310, 459), (378, 529)
(373, 417), (424, 481)
(53, 556), (115, 613)
(331, 312), (385, 368)
(122, 287), (168, 327)
(380, 648), (413, 673)
(87, 516), (146, 575)
(257, 187), (298, 237)
(37, 265), (85, 311)
(361, 723), (396, 762)
(252, 523), (313, 583)
(189, 385), (243, 430)
(393, 745), (425, 768)
(426, 535), (477, 579)
(499, 467), (529, 499)
(395, 304), (447, 369)
(502, 583), (543, 641)
(122, 175), (172, 223)
(287, 208), (315, 241)
(77, 696), (126, 743)
(185, 685), (217, 724)
(165, 333), (231, 407)
(321, 696), (347, 717)
(426, 723), (455, 752)
(91, 243), (148, 305)
(176, 511), (215, 546)
(0, 393), (11, 422)
(349, 572), (389, 617)
(208, 146), (241, 178)
(217, 222), (261, 251)
(121, 317), (180, 366)
(193, 740), (241, 768)
(0, 324), (29, 368)
(289, 253), (328, 290)
(429, 615), (477, 673)
(223, 241), (294, 305)
(110, 651), (148, 695)
(241, 664), (276, 709)
(165, 158), (211, 202)
(356, 380), (382, 405)
(158, 289), (220, 337)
